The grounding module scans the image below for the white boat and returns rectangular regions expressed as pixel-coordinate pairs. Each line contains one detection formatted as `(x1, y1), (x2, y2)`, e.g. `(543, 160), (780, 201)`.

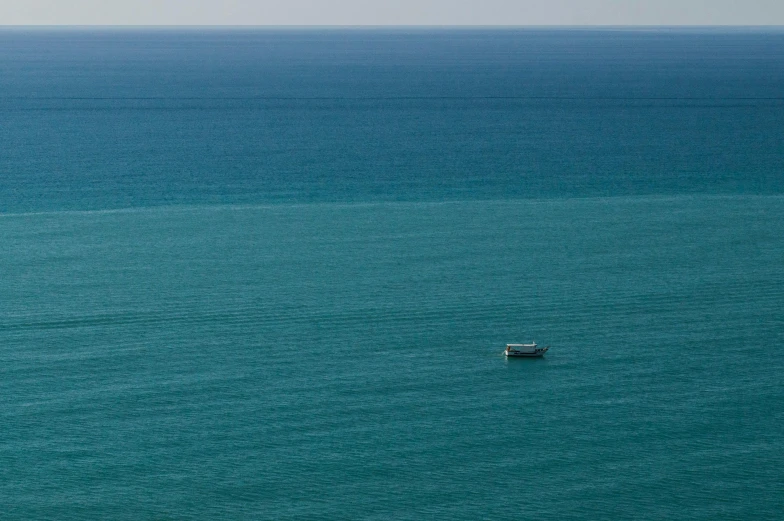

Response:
(505, 342), (549, 358)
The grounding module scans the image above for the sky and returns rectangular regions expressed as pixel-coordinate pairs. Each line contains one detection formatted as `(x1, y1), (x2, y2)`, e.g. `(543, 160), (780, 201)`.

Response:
(1, 0), (783, 26)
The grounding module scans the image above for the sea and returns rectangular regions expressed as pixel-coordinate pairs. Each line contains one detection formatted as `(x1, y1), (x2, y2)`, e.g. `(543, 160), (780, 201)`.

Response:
(0, 28), (782, 519)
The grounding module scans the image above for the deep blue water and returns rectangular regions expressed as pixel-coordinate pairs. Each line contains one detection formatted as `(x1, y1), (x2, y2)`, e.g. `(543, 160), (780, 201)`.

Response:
(1, 29), (782, 519)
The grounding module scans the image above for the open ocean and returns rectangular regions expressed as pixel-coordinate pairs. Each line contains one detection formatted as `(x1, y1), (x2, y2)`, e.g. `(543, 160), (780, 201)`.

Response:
(1, 28), (782, 519)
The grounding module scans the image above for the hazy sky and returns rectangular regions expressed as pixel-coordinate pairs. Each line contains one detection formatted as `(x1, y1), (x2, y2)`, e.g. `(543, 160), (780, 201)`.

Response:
(2, 0), (783, 26)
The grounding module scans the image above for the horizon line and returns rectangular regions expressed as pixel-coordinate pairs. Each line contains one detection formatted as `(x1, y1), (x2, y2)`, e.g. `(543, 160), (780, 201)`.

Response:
(2, 24), (783, 30)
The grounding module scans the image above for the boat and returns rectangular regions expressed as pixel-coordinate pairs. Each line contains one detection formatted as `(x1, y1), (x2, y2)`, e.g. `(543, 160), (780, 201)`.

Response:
(504, 342), (549, 358)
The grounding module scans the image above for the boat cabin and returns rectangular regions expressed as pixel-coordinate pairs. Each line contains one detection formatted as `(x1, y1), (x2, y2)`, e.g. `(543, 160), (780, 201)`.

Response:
(506, 343), (538, 353)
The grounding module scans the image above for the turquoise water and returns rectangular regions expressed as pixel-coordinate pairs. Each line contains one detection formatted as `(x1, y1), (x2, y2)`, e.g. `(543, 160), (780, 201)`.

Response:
(1, 29), (783, 519)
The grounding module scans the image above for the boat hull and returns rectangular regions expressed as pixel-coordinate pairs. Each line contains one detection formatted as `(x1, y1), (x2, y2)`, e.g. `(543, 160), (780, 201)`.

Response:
(504, 346), (549, 358)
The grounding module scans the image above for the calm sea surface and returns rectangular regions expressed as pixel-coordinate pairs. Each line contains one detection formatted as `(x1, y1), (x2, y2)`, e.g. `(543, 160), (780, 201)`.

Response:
(1, 29), (782, 519)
